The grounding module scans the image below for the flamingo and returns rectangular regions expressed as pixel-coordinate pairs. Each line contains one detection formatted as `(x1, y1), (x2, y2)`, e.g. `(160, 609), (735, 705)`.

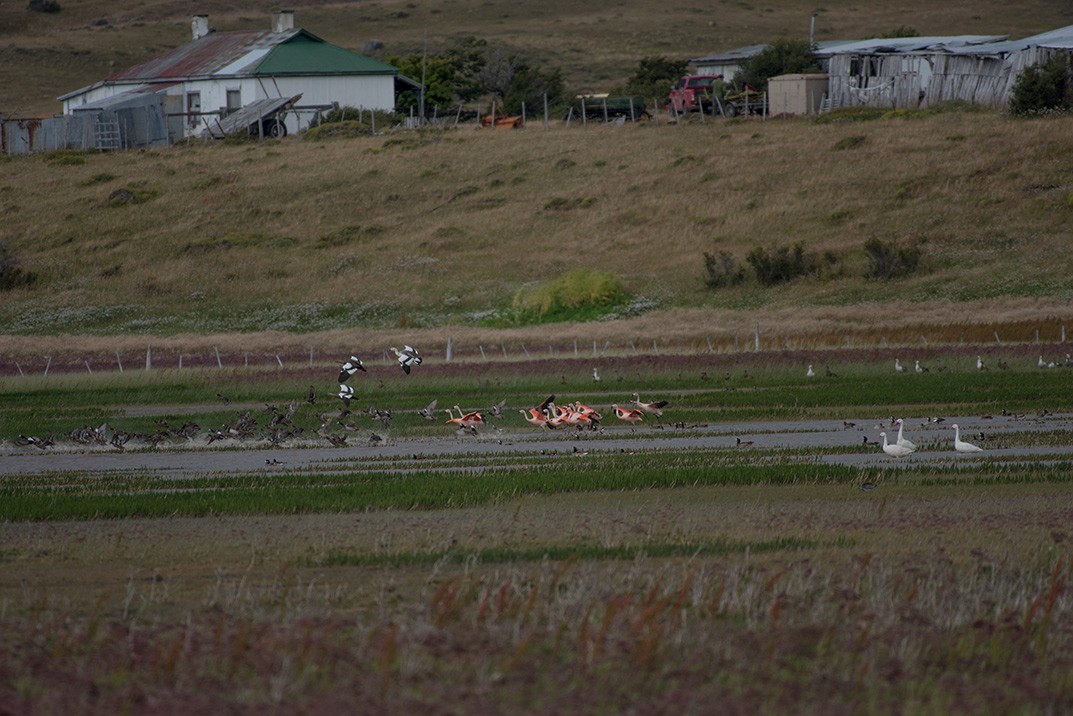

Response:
(391, 345), (422, 374)
(519, 408), (549, 428)
(879, 431), (914, 458)
(952, 424), (983, 453)
(338, 355), (366, 382)
(612, 404), (644, 426)
(894, 418), (917, 450)
(632, 394), (669, 425)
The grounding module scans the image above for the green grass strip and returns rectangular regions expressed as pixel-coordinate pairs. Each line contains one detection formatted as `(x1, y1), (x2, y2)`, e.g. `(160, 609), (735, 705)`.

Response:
(317, 536), (843, 567)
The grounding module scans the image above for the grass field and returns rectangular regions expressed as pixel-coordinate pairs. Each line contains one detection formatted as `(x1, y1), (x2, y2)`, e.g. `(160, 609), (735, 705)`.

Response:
(2, 352), (1072, 712)
(4, 2), (1073, 711)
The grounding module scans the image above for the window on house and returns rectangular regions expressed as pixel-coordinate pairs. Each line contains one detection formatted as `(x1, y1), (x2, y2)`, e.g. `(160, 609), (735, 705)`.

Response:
(226, 89), (241, 113)
(186, 91), (201, 128)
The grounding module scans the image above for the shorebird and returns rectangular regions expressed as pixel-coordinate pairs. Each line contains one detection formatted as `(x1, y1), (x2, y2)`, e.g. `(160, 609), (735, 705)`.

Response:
(337, 384), (355, 407)
(391, 345), (422, 374)
(952, 424), (983, 453)
(338, 355), (366, 382)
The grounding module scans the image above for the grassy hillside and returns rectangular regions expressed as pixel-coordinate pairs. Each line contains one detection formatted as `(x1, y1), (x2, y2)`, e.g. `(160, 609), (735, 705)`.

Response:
(2, 106), (1073, 349)
(2, 0), (1072, 116)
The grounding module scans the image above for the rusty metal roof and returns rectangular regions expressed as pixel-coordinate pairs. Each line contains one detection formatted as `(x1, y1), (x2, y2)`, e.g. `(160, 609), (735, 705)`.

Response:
(106, 28), (397, 82)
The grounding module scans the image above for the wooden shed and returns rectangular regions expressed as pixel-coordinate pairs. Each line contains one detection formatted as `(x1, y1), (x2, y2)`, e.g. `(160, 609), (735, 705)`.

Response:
(767, 74), (830, 116)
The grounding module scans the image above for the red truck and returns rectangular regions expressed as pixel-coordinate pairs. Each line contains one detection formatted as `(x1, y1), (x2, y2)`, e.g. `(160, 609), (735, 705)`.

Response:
(667, 75), (724, 114)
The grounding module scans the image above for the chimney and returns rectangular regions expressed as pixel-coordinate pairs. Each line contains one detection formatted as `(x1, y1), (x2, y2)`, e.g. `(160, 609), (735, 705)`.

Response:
(272, 10), (294, 33)
(191, 14), (210, 40)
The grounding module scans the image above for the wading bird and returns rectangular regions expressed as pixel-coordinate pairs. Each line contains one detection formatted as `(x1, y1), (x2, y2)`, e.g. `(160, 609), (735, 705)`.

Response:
(611, 404), (645, 426)
(632, 393), (669, 425)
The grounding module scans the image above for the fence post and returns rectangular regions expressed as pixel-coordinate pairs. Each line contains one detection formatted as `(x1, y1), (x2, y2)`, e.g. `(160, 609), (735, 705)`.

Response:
(44, 356), (51, 376)
(446, 337), (453, 362)
(276, 355), (284, 367)
(146, 347), (152, 370)
(754, 322), (760, 352)
(116, 351), (124, 372)
(85, 360), (92, 374)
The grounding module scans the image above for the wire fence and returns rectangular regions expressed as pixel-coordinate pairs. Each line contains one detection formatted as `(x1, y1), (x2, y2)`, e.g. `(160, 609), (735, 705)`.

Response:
(1, 324), (1068, 377)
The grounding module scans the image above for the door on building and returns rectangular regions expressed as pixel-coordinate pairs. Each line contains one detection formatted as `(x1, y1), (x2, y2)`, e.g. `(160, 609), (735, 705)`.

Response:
(186, 91), (201, 128)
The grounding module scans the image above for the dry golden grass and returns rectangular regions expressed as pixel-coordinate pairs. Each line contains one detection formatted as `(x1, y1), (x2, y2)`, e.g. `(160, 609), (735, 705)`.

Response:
(3, 108), (1073, 356)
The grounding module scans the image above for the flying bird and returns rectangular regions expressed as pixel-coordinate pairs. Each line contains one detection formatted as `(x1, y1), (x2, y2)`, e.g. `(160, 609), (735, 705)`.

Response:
(391, 345), (422, 374)
(338, 356), (366, 382)
(337, 384), (355, 407)
(419, 399), (439, 420)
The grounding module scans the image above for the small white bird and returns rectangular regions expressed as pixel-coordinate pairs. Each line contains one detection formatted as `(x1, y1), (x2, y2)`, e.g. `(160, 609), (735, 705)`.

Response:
(338, 355), (366, 382)
(952, 423), (983, 453)
(391, 345), (422, 374)
(337, 384), (355, 407)
(914, 360), (927, 373)
(806, 364), (815, 378)
(894, 358), (906, 373)
(880, 431), (915, 458)
(894, 418), (917, 450)
(976, 355), (986, 371)
(592, 367), (601, 382)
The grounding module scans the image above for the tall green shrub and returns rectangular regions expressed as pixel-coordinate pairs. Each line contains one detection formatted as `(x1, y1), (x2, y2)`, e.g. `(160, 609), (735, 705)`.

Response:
(1009, 53), (1073, 115)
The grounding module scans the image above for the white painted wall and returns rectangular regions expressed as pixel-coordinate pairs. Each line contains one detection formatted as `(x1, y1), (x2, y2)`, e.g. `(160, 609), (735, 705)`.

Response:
(64, 74), (396, 137)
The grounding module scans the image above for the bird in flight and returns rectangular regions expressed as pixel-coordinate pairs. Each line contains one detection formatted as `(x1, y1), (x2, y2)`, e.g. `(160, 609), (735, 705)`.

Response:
(338, 384), (355, 407)
(391, 345), (422, 374)
(338, 356), (366, 383)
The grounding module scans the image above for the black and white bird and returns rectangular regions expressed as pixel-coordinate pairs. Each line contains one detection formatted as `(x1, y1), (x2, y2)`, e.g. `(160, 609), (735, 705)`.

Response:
(391, 345), (422, 374)
(338, 356), (366, 383)
(338, 384), (355, 407)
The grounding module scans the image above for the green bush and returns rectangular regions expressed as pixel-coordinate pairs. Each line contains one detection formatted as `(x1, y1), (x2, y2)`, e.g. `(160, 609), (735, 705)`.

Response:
(746, 243), (818, 286)
(1009, 53), (1073, 116)
(863, 237), (922, 279)
(703, 251), (745, 289)
(509, 268), (627, 324)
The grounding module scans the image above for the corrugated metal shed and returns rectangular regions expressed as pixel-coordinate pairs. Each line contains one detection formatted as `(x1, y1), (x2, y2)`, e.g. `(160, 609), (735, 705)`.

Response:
(813, 35), (1006, 57)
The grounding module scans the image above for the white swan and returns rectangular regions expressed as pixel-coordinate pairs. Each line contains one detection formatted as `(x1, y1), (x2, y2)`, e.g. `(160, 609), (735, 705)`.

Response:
(879, 431), (914, 458)
(952, 424), (983, 453)
(894, 418), (917, 450)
